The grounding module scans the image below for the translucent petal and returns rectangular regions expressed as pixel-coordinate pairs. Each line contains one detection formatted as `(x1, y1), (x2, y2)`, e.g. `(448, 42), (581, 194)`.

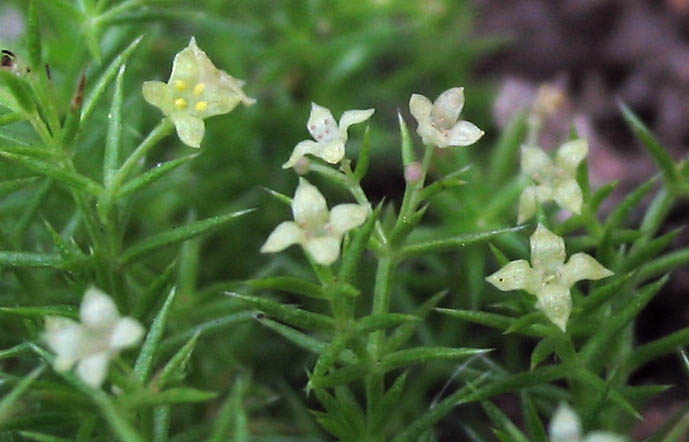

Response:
(521, 145), (554, 180)
(43, 317), (82, 370)
(430, 87), (464, 130)
(530, 224), (566, 272)
(110, 317), (145, 350)
(171, 114), (205, 148)
(485, 260), (536, 293)
(170, 37), (203, 83)
(555, 139), (588, 175)
(338, 109), (374, 138)
(535, 284), (572, 332)
(417, 123), (446, 148)
(549, 403), (582, 442)
(81, 287), (119, 329)
(142, 81), (173, 114)
(304, 236), (341, 265)
(409, 94), (432, 122)
(329, 204), (368, 235)
(282, 140), (321, 169)
(318, 140), (345, 164)
(446, 120), (484, 147)
(200, 71), (254, 117)
(583, 432), (627, 442)
(77, 352), (110, 388)
(260, 221), (305, 253)
(518, 186), (538, 224)
(292, 178), (329, 228)
(307, 103), (338, 143)
(553, 178), (583, 214)
(560, 253), (613, 287)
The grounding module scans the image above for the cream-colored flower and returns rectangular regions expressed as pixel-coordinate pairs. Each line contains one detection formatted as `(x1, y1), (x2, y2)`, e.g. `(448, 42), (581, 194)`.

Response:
(260, 178), (368, 265)
(282, 103), (374, 169)
(485, 224), (612, 331)
(142, 37), (255, 148)
(409, 87), (484, 148)
(549, 403), (626, 442)
(518, 139), (588, 223)
(43, 287), (144, 388)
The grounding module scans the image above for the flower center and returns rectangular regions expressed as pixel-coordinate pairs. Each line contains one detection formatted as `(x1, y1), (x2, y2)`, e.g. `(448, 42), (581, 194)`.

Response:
(172, 81), (209, 115)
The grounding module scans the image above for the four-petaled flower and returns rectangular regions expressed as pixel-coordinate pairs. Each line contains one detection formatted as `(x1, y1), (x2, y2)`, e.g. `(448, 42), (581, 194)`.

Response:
(282, 103), (374, 169)
(43, 287), (145, 388)
(549, 403), (626, 442)
(518, 139), (588, 223)
(142, 37), (255, 148)
(261, 178), (368, 265)
(485, 224), (613, 331)
(409, 87), (484, 148)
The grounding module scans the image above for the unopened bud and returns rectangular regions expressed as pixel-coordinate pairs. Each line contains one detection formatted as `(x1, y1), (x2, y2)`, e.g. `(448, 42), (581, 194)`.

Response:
(404, 162), (424, 184)
(294, 156), (311, 175)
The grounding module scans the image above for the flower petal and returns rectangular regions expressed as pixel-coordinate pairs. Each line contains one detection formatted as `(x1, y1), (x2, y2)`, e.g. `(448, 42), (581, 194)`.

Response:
(172, 114), (205, 148)
(304, 236), (341, 265)
(307, 103), (338, 143)
(142, 81), (173, 114)
(338, 109), (374, 138)
(485, 260), (536, 294)
(170, 37), (203, 83)
(560, 253), (613, 287)
(43, 317), (82, 370)
(201, 71), (254, 117)
(77, 352), (110, 388)
(417, 124), (447, 148)
(430, 87), (464, 130)
(81, 287), (119, 329)
(521, 145), (554, 180)
(409, 94), (432, 122)
(583, 432), (627, 442)
(260, 221), (305, 253)
(535, 284), (572, 331)
(517, 186), (538, 224)
(549, 403), (582, 442)
(292, 178), (329, 228)
(530, 224), (566, 273)
(555, 139), (588, 175)
(329, 204), (368, 235)
(553, 178), (583, 214)
(282, 140), (321, 169)
(446, 120), (484, 146)
(110, 317), (145, 350)
(318, 140), (345, 164)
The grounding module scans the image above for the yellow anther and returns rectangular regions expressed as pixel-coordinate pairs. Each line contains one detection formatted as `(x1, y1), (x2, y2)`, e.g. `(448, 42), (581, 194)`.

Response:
(174, 98), (188, 110)
(193, 83), (206, 96)
(195, 101), (208, 112)
(174, 80), (188, 92)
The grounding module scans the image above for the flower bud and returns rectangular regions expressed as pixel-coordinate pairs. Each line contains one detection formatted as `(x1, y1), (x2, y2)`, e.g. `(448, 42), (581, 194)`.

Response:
(404, 162), (424, 184)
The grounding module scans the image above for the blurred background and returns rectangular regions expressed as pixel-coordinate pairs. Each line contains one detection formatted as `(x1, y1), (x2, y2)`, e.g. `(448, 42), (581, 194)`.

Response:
(0, 0), (687, 439)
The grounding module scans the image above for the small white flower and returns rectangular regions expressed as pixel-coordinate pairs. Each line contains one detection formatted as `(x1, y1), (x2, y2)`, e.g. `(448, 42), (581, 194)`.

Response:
(485, 224), (613, 331)
(260, 178), (368, 265)
(409, 87), (484, 148)
(43, 287), (145, 388)
(282, 103), (374, 169)
(549, 403), (626, 442)
(518, 139), (588, 223)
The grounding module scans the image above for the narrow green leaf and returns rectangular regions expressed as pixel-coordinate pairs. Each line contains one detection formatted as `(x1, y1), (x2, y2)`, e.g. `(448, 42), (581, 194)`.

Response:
(386, 290), (447, 353)
(0, 153), (103, 195)
(606, 177), (657, 231)
(369, 371), (407, 433)
(436, 308), (548, 338)
(26, 0), (42, 72)
(589, 181), (617, 212)
(311, 333), (350, 383)
(261, 186), (292, 206)
(529, 338), (554, 370)
(159, 311), (253, 353)
(117, 154), (199, 198)
(481, 400), (530, 442)
(339, 203), (380, 283)
(619, 102), (679, 185)
(153, 332), (200, 390)
(353, 125), (371, 182)
(356, 313), (419, 333)
(401, 226), (527, 258)
(637, 247), (689, 283)
(208, 376), (250, 442)
(0, 305), (77, 318)
(622, 228), (682, 272)
(0, 365), (44, 424)
(574, 369), (641, 419)
(0, 252), (64, 268)
(390, 204), (429, 246)
(381, 347), (489, 372)
(246, 276), (327, 300)
(0, 177), (38, 198)
(0, 70), (35, 113)
(121, 388), (217, 408)
(103, 64), (126, 186)
(489, 111), (527, 186)
(17, 432), (71, 442)
(521, 392), (547, 442)
(580, 272), (635, 313)
(0, 343), (32, 360)
(120, 209), (254, 264)
(132, 260), (176, 318)
(152, 406), (170, 442)
(627, 326), (689, 374)
(134, 287), (177, 383)
(398, 112), (415, 166)
(226, 292), (334, 331)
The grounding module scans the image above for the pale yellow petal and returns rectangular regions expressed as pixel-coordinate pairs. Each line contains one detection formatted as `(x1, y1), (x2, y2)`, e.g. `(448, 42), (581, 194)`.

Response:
(409, 94), (432, 122)
(485, 260), (537, 294)
(171, 114), (205, 148)
(77, 352), (110, 388)
(307, 103), (338, 143)
(110, 317), (145, 350)
(260, 221), (305, 253)
(517, 186), (538, 224)
(560, 253), (613, 287)
(431, 87), (464, 130)
(292, 178), (329, 228)
(329, 204), (368, 235)
(530, 224), (566, 272)
(304, 236), (341, 265)
(549, 403), (582, 442)
(446, 120), (484, 147)
(521, 145), (554, 180)
(282, 140), (321, 169)
(338, 109), (374, 138)
(553, 178), (583, 215)
(535, 284), (572, 332)
(80, 287), (119, 329)
(142, 81), (173, 114)
(555, 138), (588, 175)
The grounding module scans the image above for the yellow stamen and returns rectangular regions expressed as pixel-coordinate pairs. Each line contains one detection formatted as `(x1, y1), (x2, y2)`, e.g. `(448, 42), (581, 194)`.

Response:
(174, 98), (188, 110)
(174, 80), (187, 92)
(195, 101), (208, 112)
(193, 83), (206, 96)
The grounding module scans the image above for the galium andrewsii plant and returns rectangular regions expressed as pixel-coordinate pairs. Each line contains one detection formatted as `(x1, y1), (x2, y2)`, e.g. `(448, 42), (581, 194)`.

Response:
(0, 1), (689, 441)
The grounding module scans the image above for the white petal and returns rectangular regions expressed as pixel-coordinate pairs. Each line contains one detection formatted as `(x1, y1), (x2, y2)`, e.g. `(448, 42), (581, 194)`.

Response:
(530, 224), (566, 273)
(560, 253), (613, 287)
(431, 87), (464, 130)
(171, 114), (205, 148)
(417, 123), (448, 148)
(318, 140), (346, 164)
(409, 94), (433, 122)
(583, 432), (627, 442)
(307, 103), (339, 143)
(338, 109), (374, 138)
(282, 140), (321, 169)
(485, 260), (536, 294)
(446, 120), (484, 146)
(77, 352), (110, 388)
(517, 186), (538, 224)
(43, 317), (82, 370)
(521, 145), (554, 180)
(553, 178), (583, 215)
(329, 204), (368, 235)
(555, 139), (588, 175)
(110, 317), (145, 350)
(142, 81), (173, 114)
(549, 403), (582, 442)
(81, 288), (119, 329)
(304, 236), (341, 265)
(536, 284), (572, 332)
(260, 221), (305, 253)
(170, 37), (202, 83)
(292, 178), (329, 228)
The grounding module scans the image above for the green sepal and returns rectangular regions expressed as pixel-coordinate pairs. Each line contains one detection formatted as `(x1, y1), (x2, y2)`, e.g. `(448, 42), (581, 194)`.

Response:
(134, 287), (177, 383)
(246, 276), (327, 300)
(226, 292), (334, 331)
